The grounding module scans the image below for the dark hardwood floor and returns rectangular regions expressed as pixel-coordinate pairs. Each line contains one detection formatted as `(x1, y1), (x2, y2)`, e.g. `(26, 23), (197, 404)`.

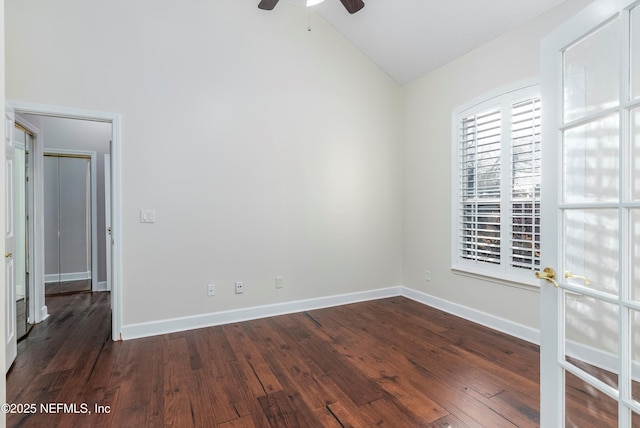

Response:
(44, 279), (92, 296)
(4, 292), (617, 427)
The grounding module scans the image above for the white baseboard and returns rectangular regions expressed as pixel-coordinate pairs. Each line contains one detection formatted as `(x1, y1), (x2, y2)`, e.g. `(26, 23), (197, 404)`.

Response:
(121, 286), (538, 343)
(39, 305), (49, 322)
(16, 284), (25, 299)
(121, 286), (402, 340)
(45, 271), (91, 283)
(399, 287), (540, 345)
(95, 281), (109, 292)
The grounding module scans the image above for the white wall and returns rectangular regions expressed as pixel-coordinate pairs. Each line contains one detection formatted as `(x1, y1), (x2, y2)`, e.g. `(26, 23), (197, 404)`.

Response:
(402, 0), (593, 330)
(6, 0), (403, 327)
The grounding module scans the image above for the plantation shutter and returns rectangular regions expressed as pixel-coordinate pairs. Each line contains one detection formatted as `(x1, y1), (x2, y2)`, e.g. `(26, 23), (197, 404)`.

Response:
(510, 97), (541, 271)
(459, 108), (502, 264)
(455, 89), (541, 279)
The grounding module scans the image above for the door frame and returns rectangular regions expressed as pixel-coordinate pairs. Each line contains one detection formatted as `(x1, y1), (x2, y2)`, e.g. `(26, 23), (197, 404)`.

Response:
(43, 149), (98, 293)
(10, 101), (122, 341)
(13, 115), (42, 325)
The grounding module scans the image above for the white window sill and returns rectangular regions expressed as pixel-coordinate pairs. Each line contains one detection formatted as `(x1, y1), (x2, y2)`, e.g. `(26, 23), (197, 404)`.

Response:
(451, 267), (541, 293)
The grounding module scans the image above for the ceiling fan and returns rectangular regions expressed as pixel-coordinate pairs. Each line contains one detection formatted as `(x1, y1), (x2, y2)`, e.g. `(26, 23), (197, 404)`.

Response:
(258, 0), (365, 14)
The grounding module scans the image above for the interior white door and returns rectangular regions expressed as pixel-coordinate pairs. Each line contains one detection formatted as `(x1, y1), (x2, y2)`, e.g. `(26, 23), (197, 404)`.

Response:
(540, 0), (640, 426)
(5, 109), (17, 373)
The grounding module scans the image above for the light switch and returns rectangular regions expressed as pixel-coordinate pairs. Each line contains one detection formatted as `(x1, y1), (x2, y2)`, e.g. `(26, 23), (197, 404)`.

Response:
(140, 209), (156, 223)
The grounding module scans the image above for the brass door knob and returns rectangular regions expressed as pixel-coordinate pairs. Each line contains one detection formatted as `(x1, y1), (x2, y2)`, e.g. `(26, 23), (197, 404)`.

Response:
(535, 267), (559, 287)
(5, 252), (13, 258)
(565, 271), (590, 285)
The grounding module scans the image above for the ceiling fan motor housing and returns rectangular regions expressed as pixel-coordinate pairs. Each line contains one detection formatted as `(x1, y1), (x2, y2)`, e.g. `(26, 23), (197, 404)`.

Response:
(258, 0), (365, 14)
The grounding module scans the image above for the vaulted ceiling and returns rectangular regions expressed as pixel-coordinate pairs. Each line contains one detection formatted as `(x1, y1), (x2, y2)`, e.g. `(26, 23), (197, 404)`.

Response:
(280, 0), (571, 85)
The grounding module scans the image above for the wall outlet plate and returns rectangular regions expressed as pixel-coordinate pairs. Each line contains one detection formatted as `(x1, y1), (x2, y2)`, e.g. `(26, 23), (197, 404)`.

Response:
(140, 209), (156, 223)
(275, 276), (284, 289)
(235, 281), (244, 294)
(207, 284), (215, 296)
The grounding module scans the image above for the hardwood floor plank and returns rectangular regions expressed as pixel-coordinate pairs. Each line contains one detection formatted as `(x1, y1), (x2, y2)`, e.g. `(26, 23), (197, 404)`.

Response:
(191, 330), (247, 424)
(376, 371), (450, 423)
(487, 390), (540, 427)
(333, 299), (538, 401)
(323, 401), (361, 428)
(223, 324), (283, 397)
(309, 307), (512, 426)
(226, 360), (273, 428)
(297, 311), (450, 423)
(257, 390), (323, 428)
(217, 414), (257, 428)
(362, 394), (430, 427)
(429, 413), (470, 428)
(407, 358), (518, 428)
(163, 336), (197, 427)
(243, 318), (337, 412)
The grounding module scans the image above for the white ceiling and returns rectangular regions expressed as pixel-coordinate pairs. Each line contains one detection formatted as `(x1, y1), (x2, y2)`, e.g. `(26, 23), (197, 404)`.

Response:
(281, 0), (570, 85)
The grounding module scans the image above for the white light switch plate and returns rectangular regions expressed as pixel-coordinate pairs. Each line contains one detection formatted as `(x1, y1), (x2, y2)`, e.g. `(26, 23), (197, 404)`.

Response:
(140, 209), (156, 223)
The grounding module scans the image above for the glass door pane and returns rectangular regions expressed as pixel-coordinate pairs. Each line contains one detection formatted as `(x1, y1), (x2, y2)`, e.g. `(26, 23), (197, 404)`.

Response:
(563, 17), (620, 122)
(563, 209), (619, 295)
(632, 109), (640, 201)
(565, 370), (618, 427)
(565, 372), (618, 428)
(565, 294), (619, 386)
(563, 114), (619, 203)
(631, 7), (640, 100)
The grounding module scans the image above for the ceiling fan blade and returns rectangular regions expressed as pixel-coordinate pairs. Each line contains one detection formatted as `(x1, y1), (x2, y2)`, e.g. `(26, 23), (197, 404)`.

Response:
(258, 0), (280, 10)
(339, 0), (365, 14)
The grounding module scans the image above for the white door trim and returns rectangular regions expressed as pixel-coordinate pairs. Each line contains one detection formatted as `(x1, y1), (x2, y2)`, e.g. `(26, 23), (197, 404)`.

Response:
(13, 114), (46, 323)
(9, 101), (122, 341)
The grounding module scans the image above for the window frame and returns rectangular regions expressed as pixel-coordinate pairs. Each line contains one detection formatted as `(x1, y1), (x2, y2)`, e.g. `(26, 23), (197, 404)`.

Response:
(450, 80), (541, 287)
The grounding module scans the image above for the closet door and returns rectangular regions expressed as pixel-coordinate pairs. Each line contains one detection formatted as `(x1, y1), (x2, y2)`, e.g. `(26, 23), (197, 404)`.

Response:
(44, 154), (91, 295)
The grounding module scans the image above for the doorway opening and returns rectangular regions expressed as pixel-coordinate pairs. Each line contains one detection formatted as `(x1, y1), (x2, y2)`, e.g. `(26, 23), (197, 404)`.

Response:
(10, 102), (122, 345)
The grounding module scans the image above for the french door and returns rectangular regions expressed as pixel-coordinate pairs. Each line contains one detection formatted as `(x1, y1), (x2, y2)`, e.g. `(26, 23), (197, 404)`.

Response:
(540, 0), (640, 426)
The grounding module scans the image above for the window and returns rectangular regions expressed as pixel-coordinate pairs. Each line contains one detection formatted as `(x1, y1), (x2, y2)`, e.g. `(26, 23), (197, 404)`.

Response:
(452, 84), (541, 284)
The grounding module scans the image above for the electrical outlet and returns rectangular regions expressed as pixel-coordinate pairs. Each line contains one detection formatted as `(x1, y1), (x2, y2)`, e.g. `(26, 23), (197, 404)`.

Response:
(275, 276), (284, 289)
(235, 281), (244, 294)
(207, 284), (215, 296)
(425, 270), (431, 281)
